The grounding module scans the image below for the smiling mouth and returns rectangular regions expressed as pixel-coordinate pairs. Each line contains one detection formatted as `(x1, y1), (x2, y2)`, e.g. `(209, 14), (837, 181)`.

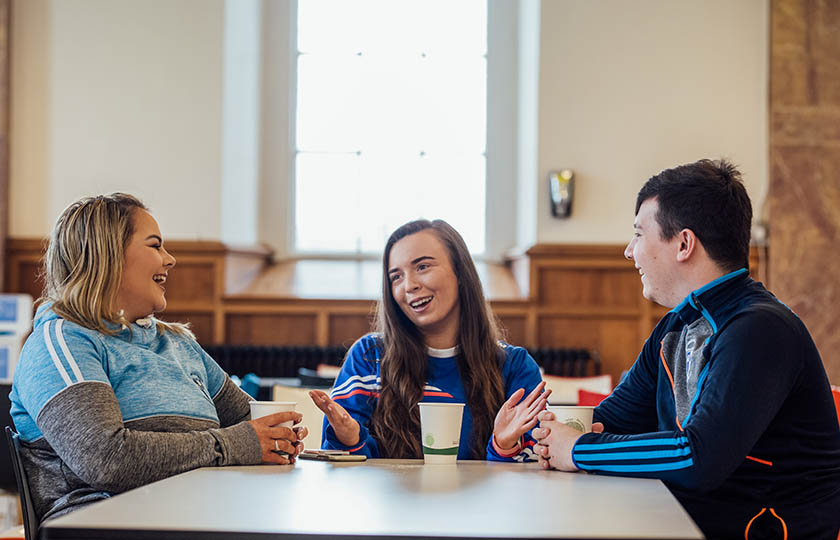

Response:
(153, 274), (167, 290)
(409, 296), (433, 310)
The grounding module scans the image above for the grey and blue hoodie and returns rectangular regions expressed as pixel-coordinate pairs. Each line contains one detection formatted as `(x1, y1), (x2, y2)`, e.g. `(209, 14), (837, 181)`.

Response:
(9, 305), (261, 522)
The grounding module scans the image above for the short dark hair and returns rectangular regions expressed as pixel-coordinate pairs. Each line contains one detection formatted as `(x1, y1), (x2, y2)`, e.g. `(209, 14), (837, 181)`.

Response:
(636, 159), (752, 271)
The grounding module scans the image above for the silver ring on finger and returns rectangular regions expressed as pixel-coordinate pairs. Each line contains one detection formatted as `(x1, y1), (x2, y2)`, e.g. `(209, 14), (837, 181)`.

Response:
(274, 439), (279, 452)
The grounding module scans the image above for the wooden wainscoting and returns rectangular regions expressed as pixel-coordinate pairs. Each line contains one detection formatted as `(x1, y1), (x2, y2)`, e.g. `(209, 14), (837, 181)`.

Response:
(4, 238), (272, 345)
(515, 245), (763, 382)
(3, 239), (764, 385)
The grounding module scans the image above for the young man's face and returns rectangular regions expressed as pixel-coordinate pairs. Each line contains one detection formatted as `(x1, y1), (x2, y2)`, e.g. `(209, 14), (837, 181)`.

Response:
(624, 198), (682, 308)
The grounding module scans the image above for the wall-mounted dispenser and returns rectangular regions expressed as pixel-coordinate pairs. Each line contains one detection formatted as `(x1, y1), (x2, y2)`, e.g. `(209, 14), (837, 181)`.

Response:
(549, 169), (574, 218)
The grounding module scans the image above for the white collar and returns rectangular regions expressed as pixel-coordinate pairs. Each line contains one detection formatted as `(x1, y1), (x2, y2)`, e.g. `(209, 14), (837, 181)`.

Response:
(427, 345), (459, 358)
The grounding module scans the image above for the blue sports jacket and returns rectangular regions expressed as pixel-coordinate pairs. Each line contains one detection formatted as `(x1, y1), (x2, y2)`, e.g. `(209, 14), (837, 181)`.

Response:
(574, 269), (840, 539)
(322, 334), (543, 461)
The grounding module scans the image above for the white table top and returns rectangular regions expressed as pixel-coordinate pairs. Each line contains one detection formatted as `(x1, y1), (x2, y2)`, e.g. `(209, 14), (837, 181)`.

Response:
(43, 459), (704, 540)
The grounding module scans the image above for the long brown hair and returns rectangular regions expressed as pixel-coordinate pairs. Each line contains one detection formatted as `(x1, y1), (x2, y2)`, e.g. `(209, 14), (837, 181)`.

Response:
(41, 193), (191, 337)
(369, 219), (506, 459)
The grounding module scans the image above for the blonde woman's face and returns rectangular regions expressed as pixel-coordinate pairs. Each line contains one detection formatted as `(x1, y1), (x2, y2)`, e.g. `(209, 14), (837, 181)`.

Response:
(115, 210), (176, 322)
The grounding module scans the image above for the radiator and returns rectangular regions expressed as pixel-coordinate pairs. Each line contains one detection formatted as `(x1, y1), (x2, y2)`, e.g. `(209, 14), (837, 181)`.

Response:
(530, 348), (600, 377)
(203, 345), (600, 378)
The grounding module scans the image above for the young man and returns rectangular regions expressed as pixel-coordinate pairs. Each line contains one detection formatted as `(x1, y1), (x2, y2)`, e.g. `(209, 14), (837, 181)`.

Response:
(534, 159), (840, 539)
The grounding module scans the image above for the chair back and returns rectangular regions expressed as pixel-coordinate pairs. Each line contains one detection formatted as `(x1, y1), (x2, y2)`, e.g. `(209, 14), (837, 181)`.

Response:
(542, 374), (613, 405)
(272, 385), (325, 449)
(4, 427), (38, 540)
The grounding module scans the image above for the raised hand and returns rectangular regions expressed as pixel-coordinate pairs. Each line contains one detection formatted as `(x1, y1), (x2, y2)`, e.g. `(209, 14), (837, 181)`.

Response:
(248, 411), (307, 464)
(309, 389), (361, 447)
(492, 381), (551, 451)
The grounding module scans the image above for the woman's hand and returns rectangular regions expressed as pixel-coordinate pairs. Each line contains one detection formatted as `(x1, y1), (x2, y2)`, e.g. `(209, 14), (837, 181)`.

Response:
(493, 381), (552, 451)
(309, 390), (361, 447)
(248, 411), (308, 464)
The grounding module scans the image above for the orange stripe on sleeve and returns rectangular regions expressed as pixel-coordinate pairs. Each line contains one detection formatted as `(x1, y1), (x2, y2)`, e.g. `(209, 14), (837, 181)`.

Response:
(746, 455), (773, 467)
(659, 343), (683, 431)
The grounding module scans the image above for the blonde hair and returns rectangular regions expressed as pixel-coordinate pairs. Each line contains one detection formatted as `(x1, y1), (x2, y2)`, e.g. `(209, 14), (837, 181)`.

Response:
(41, 193), (192, 338)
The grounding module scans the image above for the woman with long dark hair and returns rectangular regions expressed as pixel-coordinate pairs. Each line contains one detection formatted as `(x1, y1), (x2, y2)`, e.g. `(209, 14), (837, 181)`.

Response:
(310, 219), (547, 460)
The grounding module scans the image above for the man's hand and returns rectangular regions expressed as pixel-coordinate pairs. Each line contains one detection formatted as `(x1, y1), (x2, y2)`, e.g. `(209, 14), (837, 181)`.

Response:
(533, 410), (604, 471)
(493, 381), (551, 451)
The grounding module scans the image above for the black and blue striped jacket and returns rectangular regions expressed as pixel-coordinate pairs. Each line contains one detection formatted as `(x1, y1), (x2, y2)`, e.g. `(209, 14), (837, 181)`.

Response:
(574, 269), (840, 539)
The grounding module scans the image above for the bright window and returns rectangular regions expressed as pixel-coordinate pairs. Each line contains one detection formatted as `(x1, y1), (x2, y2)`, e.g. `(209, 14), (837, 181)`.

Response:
(295, 0), (487, 254)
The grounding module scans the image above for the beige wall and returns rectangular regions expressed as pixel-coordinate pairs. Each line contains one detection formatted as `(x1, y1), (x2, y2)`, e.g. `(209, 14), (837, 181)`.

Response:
(9, 0), (48, 238)
(9, 0), (769, 252)
(536, 0), (769, 245)
(10, 0), (225, 239)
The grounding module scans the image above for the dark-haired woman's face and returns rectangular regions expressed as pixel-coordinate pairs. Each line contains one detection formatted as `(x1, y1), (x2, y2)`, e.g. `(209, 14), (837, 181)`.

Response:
(387, 230), (460, 348)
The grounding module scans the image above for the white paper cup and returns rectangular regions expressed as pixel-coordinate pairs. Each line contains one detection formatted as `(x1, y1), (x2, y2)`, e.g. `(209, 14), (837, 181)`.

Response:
(249, 401), (297, 428)
(419, 402), (464, 464)
(547, 405), (594, 433)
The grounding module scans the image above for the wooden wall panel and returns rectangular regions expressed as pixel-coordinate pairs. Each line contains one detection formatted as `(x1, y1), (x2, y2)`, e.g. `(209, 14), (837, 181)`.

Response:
(5, 238), (765, 385)
(328, 313), (374, 347)
(226, 314), (318, 345)
(14, 259), (43, 302)
(770, 0), (840, 384)
(496, 313), (527, 348)
(537, 317), (640, 384)
(537, 268), (641, 309)
(159, 311), (215, 345)
(164, 261), (216, 304)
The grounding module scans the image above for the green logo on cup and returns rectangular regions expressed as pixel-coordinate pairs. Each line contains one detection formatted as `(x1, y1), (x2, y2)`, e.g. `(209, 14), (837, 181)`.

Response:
(422, 445), (458, 455)
(563, 418), (586, 432)
(425, 434), (435, 446)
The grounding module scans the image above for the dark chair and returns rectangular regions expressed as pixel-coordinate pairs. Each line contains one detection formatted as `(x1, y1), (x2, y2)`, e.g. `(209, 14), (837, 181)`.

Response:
(4, 427), (38, 540)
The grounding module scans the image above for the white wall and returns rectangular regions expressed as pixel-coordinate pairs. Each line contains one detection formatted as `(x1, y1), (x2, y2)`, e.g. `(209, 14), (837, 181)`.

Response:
(536, 0), (769, 244)
(9, 0), (769, 255)
(11, 0), (226, 239)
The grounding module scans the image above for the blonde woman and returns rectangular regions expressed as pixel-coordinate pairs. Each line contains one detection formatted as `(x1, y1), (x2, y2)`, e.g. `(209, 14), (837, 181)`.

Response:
(9, 193), (306, 522)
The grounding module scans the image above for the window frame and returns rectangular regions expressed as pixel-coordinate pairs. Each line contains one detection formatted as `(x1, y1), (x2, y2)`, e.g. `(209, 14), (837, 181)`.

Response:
(266, 0), (518, 262)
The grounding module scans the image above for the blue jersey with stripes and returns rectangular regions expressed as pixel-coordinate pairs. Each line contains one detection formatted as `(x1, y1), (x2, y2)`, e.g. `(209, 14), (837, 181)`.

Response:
(10, 305), (229, 442)
(575, 269), (840, 539)
(322, 334), (542, 461)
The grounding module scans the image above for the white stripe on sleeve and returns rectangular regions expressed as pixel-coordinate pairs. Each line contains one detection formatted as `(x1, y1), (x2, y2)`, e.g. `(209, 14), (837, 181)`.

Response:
(332, 374), (378, 395)
(43, 321), (73, 386)
(55, 319), (85, 382)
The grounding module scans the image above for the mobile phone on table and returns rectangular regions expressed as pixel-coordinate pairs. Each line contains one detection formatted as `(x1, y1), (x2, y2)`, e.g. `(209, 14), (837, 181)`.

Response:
(299, 449), (367, 462)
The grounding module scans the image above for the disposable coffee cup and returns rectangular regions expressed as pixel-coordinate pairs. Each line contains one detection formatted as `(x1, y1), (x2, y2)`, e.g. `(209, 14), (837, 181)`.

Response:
(249, 401), (297, 428)
(418, 402), (464, 464)
(547, 405), (594, 433)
